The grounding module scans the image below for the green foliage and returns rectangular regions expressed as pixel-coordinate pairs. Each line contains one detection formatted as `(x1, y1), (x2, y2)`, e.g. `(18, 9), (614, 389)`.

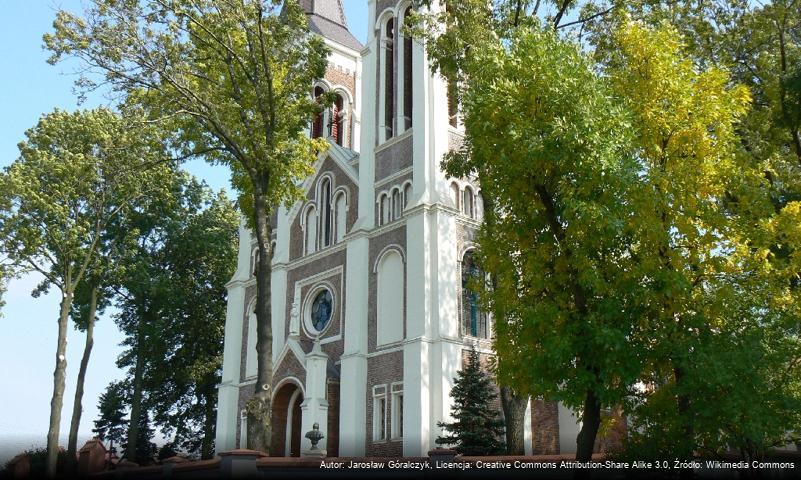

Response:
(414, 6), (644, 420)
(45, 1), (337, 451)
(591, 3), (801, 459)
(436, 348), (506, 455)
(109, 173), (238, 458)
(122, 411), (158, 465)
(1, 447), (70, 478)
(44, 0), (331, 223)
(93, 381), (129, 454)
(0, 107), (174, 475)
(0, 108), (173, 293)
(413, 0), (801, 459)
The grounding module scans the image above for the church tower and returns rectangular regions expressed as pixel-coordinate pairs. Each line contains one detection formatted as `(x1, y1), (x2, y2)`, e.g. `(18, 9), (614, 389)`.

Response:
(216, 0), (581, 459)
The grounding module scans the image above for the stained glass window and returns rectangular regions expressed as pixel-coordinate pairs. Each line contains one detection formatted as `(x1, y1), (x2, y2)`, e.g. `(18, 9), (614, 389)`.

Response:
(311, 289), (333, 332)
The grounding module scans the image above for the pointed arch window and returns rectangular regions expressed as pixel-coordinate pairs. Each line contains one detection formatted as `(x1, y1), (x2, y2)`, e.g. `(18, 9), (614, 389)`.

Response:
(450, 182), (460, 210)
(252, 248), (260, 276)
(448, 81), (459, 128)
(380, 194), (390, 226)
(320, 178), (333, 248)
(335, 192), (347, 243)
(392, 189), (402, 220)
(400, 7), (413, 132)
(463, 187), (475, 219)
(330, 94), (345, 146)
(305, 206), (318, 255)
(380, 16), (396, 142)
(461, 250), (488, 338)
(377, 250), (404, 345)
(312, 86), (326, 139)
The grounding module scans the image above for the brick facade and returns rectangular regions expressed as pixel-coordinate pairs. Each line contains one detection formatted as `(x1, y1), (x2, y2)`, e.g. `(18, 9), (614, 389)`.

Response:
(375, 134), (413, 181)
(365, 351), (404, 457)
(531, 399), (560, 455)
(367, 226), (407, 353)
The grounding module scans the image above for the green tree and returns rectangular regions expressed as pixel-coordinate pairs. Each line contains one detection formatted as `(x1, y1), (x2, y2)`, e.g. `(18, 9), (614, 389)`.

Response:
(65, 279), (110, 470)
(411, 5), (645, 459)
(143, 191), (238, 458)
(93, 381), (129, 456)
(109, 175), (237, 459)
(0, 108), (172, 476)
(587, 4), (801, 459)
(45, 0), (331, 453)
(436, 348), (506, 455)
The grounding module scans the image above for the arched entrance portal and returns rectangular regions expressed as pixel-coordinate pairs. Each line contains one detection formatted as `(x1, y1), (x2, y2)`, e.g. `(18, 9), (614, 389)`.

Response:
(271, 382), (303, 457)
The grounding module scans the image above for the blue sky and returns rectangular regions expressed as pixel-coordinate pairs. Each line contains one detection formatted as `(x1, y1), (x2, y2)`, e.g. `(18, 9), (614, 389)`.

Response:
(0, 0), (368, 461)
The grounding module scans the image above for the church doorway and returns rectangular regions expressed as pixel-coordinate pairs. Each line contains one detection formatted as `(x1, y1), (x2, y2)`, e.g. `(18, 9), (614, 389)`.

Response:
(271, 382), (304, 457)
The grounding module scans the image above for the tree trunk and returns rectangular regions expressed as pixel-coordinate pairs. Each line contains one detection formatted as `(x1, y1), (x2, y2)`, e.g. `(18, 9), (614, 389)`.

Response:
(126, 323), (147, 462)
(575, 389), (601, 462)
(246, 187), (274, 453)
(500, 386), (529, 455)
(674, 367), (695, 480)
(67, 288), (98, 472)
(46, 288), (74, 478)
(201, 389), (216, 459)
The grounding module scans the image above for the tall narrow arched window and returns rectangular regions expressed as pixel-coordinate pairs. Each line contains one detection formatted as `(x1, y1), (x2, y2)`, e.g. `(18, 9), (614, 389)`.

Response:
(448, 81), (459, 128)
(463, 187), (475, 219)
(377, 250), (404, 345)
(330, 94), (345, 146)
(401, 7), (413, 132)
(320, 178), (332, 248)
(461, 250), (487, 338)
(392, 188), (401, 220)
(245, 303), (257, 377)
(403, 183), (412, 209)
(450, 183), (460, 210)
(252, 248), (260, 276)
(335, 192), (347, 243)
(380, 194), (390, 226)
(312, 86), (326, 139)
(380, 17), (396, 142)
(305, 207), (318, 255)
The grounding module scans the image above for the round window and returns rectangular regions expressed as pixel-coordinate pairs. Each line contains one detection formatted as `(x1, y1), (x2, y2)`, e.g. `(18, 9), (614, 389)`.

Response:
(310, 289), (333, 332)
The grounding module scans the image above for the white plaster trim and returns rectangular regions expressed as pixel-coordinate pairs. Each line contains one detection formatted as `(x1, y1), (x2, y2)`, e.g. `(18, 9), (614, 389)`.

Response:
(293, 265), (345, 342)
(375, 128), (413, 153)
(273, 339), (308, 378)
(272, 242), (348, 271)
(301, 281), (339, 338)
(366, 345), (405, 358)
(366, 218), (408, 238)
(285, 141), (359, 228)
(323, 37), (362, 59)
(455, 216), (483, 229)
(372, 244), (407, 273)
(458, 242), (478, 261)
(374, 7), (395, 31)
(272, 376), (306, 404)
(285, 388), (303, 456)
(374, 167), (413, 189)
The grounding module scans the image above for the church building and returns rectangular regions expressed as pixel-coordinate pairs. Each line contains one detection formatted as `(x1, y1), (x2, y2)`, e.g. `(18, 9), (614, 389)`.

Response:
(214, 0), (583, 457)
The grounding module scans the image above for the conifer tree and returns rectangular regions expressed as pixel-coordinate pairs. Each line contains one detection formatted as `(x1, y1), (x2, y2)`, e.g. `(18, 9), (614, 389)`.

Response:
(93, 381), (128, 456)
(436, 348), (506, 455)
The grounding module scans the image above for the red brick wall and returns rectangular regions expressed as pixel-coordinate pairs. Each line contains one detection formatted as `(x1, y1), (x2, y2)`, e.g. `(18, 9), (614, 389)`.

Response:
(327, 381), (340, 457)
(531, 399), (560, 455)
